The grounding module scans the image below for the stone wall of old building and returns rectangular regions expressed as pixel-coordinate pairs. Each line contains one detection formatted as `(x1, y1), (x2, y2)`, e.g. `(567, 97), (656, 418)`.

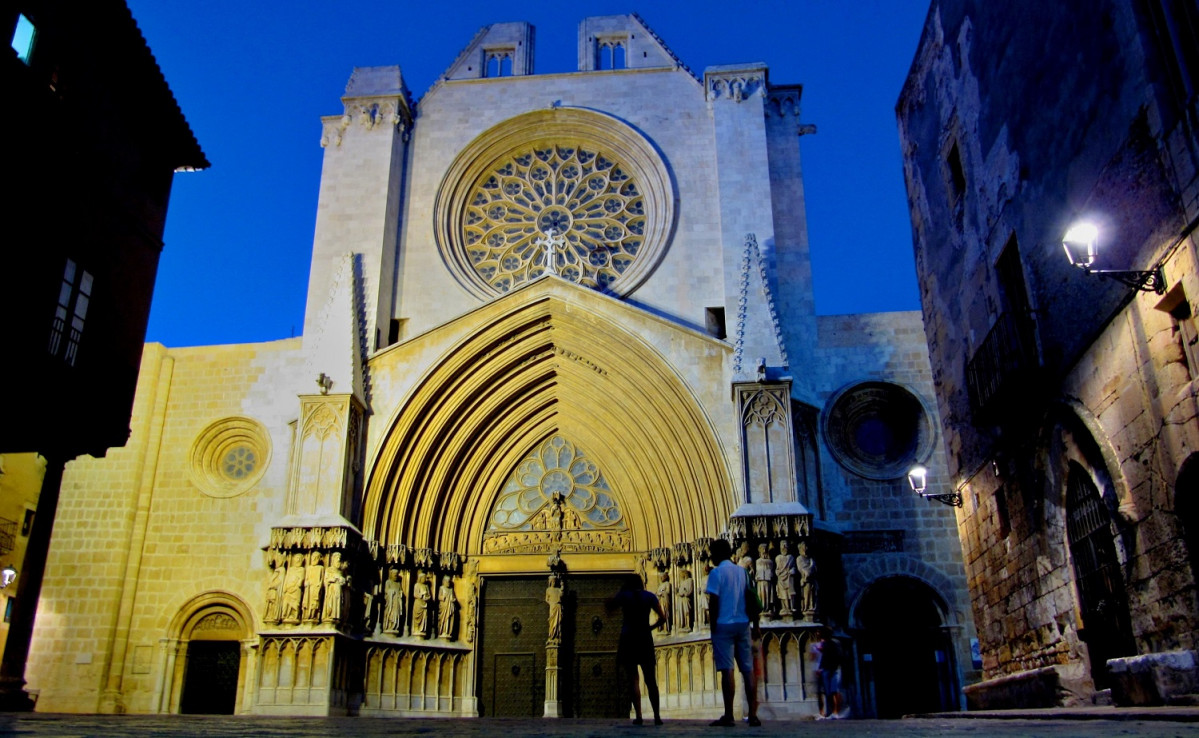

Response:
(899, 0), (1199, 707)
(28, 339), (306, 713)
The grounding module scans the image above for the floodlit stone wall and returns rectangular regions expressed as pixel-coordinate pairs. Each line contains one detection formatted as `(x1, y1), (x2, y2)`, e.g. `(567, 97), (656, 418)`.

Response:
(28, 339), (306, 713)
(899, 0), (1199, 706)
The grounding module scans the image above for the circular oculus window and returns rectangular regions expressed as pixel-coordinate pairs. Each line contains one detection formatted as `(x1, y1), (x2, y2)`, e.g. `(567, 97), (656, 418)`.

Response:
(188, 417), (271, 498)
(434, 109), (675, 298)
(822, 381), (934, 480)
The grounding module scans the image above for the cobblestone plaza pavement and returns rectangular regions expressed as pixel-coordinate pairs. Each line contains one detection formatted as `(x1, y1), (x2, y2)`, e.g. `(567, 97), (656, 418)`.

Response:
(2, 714), (1199, 738)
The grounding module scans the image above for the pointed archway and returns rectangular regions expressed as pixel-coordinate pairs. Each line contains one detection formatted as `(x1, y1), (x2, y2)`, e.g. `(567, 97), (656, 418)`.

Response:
(362, 286), (735, 554)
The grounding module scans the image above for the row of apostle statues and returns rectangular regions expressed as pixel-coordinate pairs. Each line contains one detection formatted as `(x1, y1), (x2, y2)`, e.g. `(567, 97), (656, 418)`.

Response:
(379, 569), (464, 641)
(742, 539), (818, 620)
(263, 550), (352, 626)
(263, 545), (475, 643)
(647, 538), (819, 634)
(261, 527), (815, 642)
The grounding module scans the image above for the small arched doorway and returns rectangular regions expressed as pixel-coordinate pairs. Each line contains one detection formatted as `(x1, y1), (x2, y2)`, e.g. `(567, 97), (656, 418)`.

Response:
(854, 576), (957, 718)
(1175, 453), (1199, 582)
(164, 592), (254, 714)
(1065, 462), (1136, 687)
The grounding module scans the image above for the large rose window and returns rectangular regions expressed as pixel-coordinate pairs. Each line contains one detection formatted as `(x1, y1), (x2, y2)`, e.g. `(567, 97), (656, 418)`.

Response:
(435, 109), (675, 299)
(464, 144), (646, 292)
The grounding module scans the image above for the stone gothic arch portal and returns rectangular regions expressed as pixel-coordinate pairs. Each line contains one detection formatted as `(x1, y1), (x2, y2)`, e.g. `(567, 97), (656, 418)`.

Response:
(362, 289), (734, 558)
(161, 591), (256, 715)
(852, 576), (957, 719)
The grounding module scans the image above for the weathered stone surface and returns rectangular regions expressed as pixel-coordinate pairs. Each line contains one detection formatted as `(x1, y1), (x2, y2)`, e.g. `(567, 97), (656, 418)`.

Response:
(899, 0), (1199, 709)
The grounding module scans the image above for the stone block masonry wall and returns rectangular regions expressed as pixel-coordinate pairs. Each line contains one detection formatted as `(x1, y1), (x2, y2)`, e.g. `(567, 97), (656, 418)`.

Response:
(1063, 272), (1199, 655)
(898, 0), (1199, 705)
(813, 311), (975, 668)
(955, 461), (1084, 688)
(27, 338), (306, 713)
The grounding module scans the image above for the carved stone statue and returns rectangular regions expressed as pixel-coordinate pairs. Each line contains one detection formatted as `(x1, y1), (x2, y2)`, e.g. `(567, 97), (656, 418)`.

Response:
(263, 553), (284, 624)
(699, 564), (711, 627)
(775, 540), (797, 617)
(463, 578), (478, 643)
(755, 543), (775, 617)
(303, 551), (325, 622)
(797, 541), (817, 618)
(383, 568), (405, 635)
(281, 552), (305, 624)
(737, 542), (754, 577)
(657, 571), (673, 634)
(546, 574), (563, 643)
(412, 572), (432, 638)
(677, 569), (694, 632)
(322, 552), (346, 624)
(438, 576), (457, 639)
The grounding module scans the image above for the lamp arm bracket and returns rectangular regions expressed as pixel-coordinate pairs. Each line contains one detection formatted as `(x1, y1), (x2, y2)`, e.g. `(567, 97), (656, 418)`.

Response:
(1084, 266), (1166, 294)
(920, 491), (963, 508)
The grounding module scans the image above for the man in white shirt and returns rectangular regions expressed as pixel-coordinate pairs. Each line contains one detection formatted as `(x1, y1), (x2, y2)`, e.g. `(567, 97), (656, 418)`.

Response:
(705, 538), (761, 727)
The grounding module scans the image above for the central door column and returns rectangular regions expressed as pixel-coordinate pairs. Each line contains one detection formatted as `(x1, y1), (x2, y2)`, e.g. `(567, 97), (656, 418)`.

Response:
(544, 573), (563, 717)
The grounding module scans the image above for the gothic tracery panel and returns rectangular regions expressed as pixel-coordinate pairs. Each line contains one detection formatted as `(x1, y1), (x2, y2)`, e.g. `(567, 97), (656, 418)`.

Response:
(463, 144), (646, 292)
(484, 435), (630, 553)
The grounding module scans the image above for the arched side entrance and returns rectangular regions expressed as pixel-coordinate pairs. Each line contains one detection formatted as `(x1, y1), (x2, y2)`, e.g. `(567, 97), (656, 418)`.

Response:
(1065, 462), (1136, 688)
(1175, 452), (1199, 584)
(852, 576), (957, 718)
(158, 591), (255, 714)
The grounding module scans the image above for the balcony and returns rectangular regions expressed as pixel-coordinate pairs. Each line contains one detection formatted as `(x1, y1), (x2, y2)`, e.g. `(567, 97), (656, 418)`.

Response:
(966, 310), (1041, 421)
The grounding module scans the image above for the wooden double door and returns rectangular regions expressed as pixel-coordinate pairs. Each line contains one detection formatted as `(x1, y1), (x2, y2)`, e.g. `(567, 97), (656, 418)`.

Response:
(478, 575), (627, 718)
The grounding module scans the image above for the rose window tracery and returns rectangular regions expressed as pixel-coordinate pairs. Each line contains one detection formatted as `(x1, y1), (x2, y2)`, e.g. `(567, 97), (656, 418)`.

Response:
(435, 109), (675, 299)
(488, 435), (625, 531)
(463, 144), (646, 293)
(222, 445), (257, 479)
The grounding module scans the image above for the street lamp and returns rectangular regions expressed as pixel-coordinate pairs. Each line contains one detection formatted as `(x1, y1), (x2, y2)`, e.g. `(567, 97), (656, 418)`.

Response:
(908, 465), (962, 507)
(1, 565), (16, 589)
(1063, 221), (1165, 294)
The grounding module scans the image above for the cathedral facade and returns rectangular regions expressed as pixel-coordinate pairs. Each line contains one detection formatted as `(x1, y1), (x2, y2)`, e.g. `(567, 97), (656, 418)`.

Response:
(26, 15), (971, 719)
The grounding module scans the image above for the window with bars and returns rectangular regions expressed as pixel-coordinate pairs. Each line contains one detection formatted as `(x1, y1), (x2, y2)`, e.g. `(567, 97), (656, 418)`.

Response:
(48, 259), (93, 367)
(1065, 463), (1135, 687)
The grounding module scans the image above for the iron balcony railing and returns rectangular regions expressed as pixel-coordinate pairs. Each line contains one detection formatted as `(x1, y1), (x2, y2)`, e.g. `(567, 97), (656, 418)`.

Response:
(966, 310), (1040, 416)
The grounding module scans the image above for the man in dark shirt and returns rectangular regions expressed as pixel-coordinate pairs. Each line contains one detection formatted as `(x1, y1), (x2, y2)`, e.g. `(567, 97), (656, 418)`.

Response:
(607, 574), (667, 725)
(814, 628), (844, 719)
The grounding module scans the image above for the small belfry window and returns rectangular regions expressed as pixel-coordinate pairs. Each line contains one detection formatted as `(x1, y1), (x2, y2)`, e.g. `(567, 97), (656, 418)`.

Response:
(48, 259), (93, 367)
(485, 49), (513, 78)
(11, 13), (35, 64)
(597, 38), (627, 70)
